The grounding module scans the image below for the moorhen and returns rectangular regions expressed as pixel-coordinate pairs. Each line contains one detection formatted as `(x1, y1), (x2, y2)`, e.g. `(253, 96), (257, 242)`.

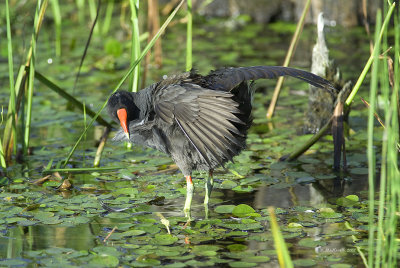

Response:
(107, 66), (336, 214)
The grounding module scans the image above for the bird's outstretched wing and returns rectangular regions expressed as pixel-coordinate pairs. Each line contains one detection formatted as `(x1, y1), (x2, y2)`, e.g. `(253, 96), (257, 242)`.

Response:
(205, 66), (337, 94)
(153, 83), (244, 167)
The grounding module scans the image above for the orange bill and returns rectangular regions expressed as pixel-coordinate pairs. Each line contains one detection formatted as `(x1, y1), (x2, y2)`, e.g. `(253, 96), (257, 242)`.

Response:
(117, 108), (130, 139)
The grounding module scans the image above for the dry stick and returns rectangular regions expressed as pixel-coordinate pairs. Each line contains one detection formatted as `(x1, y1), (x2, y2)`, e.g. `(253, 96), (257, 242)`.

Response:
(93, 126), (111, 167)
(361, 97), (400, 152)
(362, 0), (374, 54)
(266, 0), (311, 119)
(103, 226), (117, 242)
(361, 97), (385, 128)
(141, 0), (162, 89)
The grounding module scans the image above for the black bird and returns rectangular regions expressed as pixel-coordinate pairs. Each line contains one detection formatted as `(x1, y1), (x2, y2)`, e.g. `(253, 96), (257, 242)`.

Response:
(107, 66), (336, 215)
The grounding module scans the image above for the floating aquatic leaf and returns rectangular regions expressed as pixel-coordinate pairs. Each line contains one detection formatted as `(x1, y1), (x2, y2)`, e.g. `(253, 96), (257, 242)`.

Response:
(298, 238), (327, 248)
(232, 185), (253, 193)
(5, 217), (27, 224)
(293, 259), (317, 266)
(227, 244), (248, 252)
(185, 260), (215, 267)
(214, 205), (235, 214)
(151, 234), (178, 245)
(318, 208), (342, 218)
(349, 167), (368, 175)
(90, 255), (119, 267)
(229, 261), (257, 267)
(241, 256), (270, 263)
(330, 264), (352, 268)
(220, 180), (238, 189)
(120, 229), (146, 237)
(225, 231), (248, 237)
(288, 222), (303, 228)
(336, 195), (359, 207)
(0, 259), (28, 266)
(232, 204), (255, 217)
(162, 263), (186, 268)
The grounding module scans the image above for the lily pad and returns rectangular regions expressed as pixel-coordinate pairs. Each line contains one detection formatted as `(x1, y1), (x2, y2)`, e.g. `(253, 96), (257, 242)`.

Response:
(151, 234), (178, 245)
(232, 204), (256, 217)
(215, 205), (236, 214)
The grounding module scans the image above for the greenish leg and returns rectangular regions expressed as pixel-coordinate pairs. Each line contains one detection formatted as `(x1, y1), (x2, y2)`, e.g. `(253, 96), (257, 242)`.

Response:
(204, 170), (214, 206)
(184, 175), (193, 218)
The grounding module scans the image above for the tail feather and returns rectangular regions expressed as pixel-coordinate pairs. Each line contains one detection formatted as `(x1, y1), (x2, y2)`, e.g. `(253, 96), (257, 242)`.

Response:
(206, 66), (337, 95)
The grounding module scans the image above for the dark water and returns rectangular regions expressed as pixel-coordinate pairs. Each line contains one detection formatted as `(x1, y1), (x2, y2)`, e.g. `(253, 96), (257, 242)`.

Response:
(0, 3), (374, 267)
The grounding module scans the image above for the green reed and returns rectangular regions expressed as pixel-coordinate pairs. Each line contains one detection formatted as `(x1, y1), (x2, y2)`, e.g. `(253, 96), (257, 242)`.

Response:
(76, 0), (85, 23)
(24, 0), (46, 155)
(102, 0), (114, 35)
(186, 0), (192, 71)
(366, 1), (399, 267)
(129, 0), (140, 92)
(88, 0), (99, 34)
(367, 8), (381, 267)
(4, 0), (15, 168)
(50, 0), (62, 56)
(268, 207), (293, 268)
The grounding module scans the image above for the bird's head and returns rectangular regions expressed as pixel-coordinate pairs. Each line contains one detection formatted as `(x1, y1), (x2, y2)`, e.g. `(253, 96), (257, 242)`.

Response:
(107, 90), (140, 140)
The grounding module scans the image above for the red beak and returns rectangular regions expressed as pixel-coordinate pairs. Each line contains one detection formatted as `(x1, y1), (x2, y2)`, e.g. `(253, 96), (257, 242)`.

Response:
(117, 108), (130, 139)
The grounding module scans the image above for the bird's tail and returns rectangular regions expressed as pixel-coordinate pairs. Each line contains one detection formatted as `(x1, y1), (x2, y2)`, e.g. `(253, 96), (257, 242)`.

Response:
(206, 65), (338, 96)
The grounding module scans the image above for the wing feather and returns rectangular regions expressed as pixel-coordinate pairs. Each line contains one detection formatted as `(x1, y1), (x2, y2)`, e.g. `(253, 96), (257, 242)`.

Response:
(154, 84), (245, 167)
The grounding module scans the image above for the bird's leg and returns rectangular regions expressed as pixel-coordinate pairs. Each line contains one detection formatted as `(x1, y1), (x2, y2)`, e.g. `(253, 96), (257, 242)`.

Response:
(204, 170), (214, 219)
(204, 170), (214, 206)
(184, 175), (193, 218)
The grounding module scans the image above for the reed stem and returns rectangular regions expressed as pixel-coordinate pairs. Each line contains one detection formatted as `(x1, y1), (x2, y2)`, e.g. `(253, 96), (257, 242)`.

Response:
(186, 0), (193, 71)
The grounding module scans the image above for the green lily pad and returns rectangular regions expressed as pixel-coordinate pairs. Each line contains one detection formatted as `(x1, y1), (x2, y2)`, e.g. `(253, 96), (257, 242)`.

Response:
(220, 180), (238, 189)
(229, 261), (257, 267)
(151, 234), (178, 245)
(232, 204), (255, 217)
(227, 244), (248, 252)
(298, 238), (327, 248)
(90, 255), (119, 267)
(241, 256), (270, 263)
(215, 205), (236, 214)
(293, 259), (317, 266)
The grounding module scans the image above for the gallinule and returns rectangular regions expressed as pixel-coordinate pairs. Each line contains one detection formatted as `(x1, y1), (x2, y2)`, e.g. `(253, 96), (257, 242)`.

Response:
(107, 66), (336, 214)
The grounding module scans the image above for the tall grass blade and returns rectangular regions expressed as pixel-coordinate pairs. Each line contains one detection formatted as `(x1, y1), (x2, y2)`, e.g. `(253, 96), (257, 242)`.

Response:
(73, 0), (101, 94)
(61, 0), (185, 167)
(367, 9), (381, 267)
(88, 0), (99, 34)
(24, 0), (49, 155)
(102, 0), (114, 35)
(5, 0), (16, 164)
(129, 0), (140, 92)
(0, 108), (6, 169)
(345, 3), (396, 107)
(375, 2), (399, 266)
(268, 207), (293, 268)
(2, 66), (26, 162)
(76, 0), (85, 23)
(186, 0), (192, 71)
(50, 0), (62, 57)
